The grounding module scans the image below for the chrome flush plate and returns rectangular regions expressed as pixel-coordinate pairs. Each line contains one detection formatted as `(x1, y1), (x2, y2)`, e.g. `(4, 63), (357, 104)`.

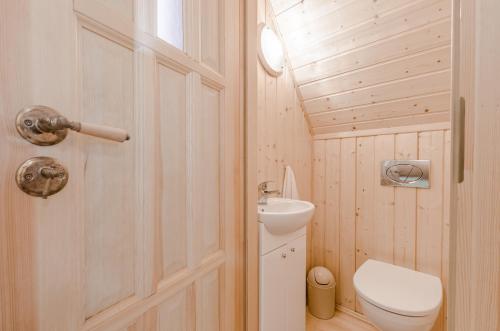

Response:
(381, 160), (430, 189)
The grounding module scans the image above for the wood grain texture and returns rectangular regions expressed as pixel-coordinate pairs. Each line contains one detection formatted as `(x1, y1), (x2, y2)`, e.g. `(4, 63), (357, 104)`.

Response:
(355, 136), (375, 272)
(312, 140), (326, 267)
(256, 0), (313, 270)
(158, 287), (195, 331)
(307, 310), (377, 331)
(80, 26), (137, 318)
(372, 135), (396, 263)
(324, 140), (341, 303)
(201, 0), (222, 72)
(269, 0), (452, 133)
(338, 138), (357, 310)
(449, 1), (500, 330)
(157, 64), (188, 281)
(0, 1), (49, 329)
(394, 133), (418, 269)
(245, 0), (260, 329)
(312, 112), (450, 135)
(309, 93), (450, 131)
(311, 129), (451, 330)
(0, 0), (243, 330)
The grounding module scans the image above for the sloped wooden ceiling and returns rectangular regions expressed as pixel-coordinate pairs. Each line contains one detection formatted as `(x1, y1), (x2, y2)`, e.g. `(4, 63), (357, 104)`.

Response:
(269, 0), (452, 135)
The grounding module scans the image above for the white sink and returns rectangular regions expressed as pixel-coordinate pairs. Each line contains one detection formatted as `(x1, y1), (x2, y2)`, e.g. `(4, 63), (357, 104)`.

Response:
(257, 198), (315, 235)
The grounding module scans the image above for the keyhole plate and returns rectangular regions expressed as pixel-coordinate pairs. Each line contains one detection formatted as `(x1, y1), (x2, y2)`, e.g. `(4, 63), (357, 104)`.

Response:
(16, 157), (69, 198)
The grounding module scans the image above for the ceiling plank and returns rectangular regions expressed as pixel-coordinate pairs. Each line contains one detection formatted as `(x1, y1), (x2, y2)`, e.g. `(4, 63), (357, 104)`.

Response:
(268, 0), (452, 134)
(304, 70), (451, 114)
(313, 122), (450, 140)
(288, 0), (450, 68)
(294, 19), (451, 85)
(269, 0), (301, 15)
(309, 92), (451, 127)
(279, 0), (416, 42)
(312, 112), (450, 135)
(300, 46), (451, 100)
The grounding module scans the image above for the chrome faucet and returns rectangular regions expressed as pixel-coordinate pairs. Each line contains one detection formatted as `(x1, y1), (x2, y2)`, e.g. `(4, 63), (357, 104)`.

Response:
(258, 181), (281, 205)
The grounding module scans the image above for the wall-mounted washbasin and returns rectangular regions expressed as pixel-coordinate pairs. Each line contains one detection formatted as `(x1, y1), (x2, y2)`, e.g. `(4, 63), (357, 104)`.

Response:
(257, 198), (315, 235)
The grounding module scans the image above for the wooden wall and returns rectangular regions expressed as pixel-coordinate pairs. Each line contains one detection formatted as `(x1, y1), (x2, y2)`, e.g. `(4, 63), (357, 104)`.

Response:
(256, 61), (313, 203)
(257, 0), (313, 267)
(311, 125), (451, 331)
(256, 1), (313, 210)
(270, 0), (452, 134)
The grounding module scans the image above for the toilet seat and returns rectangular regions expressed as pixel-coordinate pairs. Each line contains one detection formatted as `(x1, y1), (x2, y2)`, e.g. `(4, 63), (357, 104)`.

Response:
(353, 260), (442, 317)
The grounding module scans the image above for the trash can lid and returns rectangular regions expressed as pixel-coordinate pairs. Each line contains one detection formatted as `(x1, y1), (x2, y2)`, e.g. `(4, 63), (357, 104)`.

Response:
(308, 266), (334, 286)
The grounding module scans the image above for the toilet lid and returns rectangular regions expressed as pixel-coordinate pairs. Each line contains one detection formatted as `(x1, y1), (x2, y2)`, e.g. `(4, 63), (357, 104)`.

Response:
(353, 259), (442, 317)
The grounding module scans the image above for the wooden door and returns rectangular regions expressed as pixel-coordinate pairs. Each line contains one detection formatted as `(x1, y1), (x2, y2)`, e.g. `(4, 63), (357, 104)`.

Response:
(0, 1), (241, 330)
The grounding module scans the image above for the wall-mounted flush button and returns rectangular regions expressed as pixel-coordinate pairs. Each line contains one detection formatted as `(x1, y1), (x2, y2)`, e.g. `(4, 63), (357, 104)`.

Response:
(381, 160), (430, 188)
(16, 157), (69, 199)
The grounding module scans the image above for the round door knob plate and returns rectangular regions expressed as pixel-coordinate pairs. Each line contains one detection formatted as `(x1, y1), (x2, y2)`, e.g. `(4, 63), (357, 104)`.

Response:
(16, 106), (68, 146)
(16, 157), (69, 199)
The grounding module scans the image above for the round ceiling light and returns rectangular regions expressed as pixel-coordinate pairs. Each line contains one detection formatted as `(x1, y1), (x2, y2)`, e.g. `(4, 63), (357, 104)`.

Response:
(257, 23), (285, 77)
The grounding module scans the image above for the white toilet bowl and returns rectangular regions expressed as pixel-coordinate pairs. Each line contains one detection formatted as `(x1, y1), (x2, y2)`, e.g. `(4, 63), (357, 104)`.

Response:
(353, 260), (442, 331)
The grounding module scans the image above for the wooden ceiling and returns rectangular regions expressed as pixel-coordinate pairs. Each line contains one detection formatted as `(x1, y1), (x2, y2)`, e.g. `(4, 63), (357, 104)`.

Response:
(269, 0), (452, 135)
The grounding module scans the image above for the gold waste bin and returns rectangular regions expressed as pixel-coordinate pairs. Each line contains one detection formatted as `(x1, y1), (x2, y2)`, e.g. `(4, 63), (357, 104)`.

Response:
(307, 266), (336, 320)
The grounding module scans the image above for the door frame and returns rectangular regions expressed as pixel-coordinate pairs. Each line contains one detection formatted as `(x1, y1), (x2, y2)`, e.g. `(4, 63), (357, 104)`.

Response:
(244, 0), (260, 329)
(448, 0), (500, 330)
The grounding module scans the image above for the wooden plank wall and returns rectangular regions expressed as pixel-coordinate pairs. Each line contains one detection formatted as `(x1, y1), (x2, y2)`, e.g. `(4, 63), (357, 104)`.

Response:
(270, 0), (453, 134)
(311, 127), (451, 331)
(257, 0), (313, 266)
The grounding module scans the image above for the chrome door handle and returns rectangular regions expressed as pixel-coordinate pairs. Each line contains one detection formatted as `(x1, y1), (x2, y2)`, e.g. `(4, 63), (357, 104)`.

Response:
(16, 105), (130, 145)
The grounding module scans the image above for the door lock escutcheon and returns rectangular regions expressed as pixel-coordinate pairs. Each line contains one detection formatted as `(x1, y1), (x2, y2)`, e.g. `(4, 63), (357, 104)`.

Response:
(16, 157), (69, 199)
(16, 105), (130, 146)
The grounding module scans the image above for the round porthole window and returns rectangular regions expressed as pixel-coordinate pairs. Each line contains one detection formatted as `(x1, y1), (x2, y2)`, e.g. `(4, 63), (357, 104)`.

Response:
(257, 23), (285, 77)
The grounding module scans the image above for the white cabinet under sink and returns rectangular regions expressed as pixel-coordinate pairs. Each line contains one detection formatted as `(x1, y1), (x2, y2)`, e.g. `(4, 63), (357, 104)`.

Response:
(260, 228), (306, 331)
(257, 197), (314, 331)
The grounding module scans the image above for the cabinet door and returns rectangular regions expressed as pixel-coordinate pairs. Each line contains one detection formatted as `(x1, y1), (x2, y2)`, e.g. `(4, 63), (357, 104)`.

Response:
(260, 246), (287, 331)
(286, 235), (307, 331)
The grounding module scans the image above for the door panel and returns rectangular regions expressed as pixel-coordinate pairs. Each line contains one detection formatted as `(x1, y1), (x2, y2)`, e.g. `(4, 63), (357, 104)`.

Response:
(195, 84), (221, 257)
(158, 286), (195, 331)
(201, 0), (222, 72)
(158, 64), (188, 280)
(0, 0), (240, 330)
(197, 269), (221, 331)
(99, 0), (134, 20)
(80, 26), (138, 318)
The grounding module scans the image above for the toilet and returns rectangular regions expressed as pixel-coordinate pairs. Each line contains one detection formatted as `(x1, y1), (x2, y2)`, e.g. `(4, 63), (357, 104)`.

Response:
(353, 259), (442, 331)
